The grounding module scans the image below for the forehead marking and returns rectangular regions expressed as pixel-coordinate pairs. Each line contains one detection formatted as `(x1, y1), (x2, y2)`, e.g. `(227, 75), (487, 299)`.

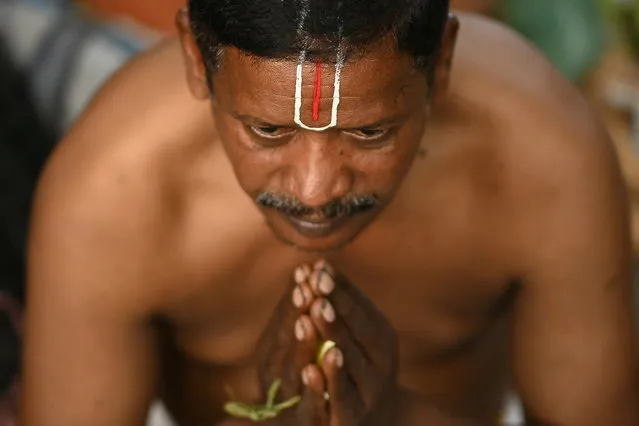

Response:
(312, 60), (322, 121)
(293, 49), (345, 131)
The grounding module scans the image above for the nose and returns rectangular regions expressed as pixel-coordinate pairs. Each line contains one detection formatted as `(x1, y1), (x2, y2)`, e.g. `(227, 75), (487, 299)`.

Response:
(286, 135), (352, 208)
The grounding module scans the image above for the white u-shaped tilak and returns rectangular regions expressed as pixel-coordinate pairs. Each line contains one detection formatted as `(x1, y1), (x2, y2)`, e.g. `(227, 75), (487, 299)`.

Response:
(293, 49), (344, 132)
(293, 0), (344, 131)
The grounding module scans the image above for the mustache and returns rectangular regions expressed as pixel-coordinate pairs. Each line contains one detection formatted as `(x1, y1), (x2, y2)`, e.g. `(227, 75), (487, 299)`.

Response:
(255, 192), (379, 219)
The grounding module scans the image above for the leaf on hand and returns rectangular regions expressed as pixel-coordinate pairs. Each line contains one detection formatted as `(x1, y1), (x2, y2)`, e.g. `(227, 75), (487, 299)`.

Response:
(267, 379), (282, 407)
(224, 402), (253, 418)
(273, 395), (302, 411)
(224, 379), (301, 422)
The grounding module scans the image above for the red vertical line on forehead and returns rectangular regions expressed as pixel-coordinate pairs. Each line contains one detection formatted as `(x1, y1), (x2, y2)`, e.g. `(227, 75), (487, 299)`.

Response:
(312, 60), (322, 121)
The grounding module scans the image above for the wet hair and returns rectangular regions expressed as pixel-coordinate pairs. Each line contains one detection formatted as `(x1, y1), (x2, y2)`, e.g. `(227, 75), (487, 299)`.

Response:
(188, 0), (449, 76)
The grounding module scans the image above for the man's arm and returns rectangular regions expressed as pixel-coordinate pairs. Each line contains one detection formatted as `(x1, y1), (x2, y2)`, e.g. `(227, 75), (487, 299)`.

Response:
(396, 114), (639, 426)
(511, 116), (639, 425)
(20, 148), (168, 426)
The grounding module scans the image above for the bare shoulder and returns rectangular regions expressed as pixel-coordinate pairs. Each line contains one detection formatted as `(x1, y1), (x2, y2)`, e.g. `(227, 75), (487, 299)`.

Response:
(455, 13), (622, 192)
(28, 38), (219, 316)
(454, 13), (575, 104)
(454, 14), (629, 263)
(61, 37), (213, 168)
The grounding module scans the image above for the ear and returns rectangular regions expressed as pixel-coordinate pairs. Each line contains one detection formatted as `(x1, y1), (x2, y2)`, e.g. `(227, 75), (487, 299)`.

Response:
(431, 13), (460, 103)
(175, 8), (211, 100)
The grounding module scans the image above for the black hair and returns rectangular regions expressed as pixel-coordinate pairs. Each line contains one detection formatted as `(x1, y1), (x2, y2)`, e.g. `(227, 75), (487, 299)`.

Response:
(188, 0), (449, 75)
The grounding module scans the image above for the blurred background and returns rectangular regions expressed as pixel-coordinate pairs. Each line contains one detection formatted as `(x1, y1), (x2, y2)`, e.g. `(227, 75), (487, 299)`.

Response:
(1, 0), (639, 422)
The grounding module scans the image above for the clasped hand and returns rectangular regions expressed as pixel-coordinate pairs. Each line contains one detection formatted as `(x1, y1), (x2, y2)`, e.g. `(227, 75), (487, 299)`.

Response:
(228, 261), (404, 426)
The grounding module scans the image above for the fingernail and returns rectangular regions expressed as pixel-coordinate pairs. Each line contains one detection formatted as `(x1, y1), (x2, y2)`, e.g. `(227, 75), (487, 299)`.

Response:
(301, 369), (309, 385)
(292, 286), (305, 308)
(321, 299), (335, 323)
(294, 319), (306, 341)
(294, 268), (305, 284)
(318, 270), (334, 295)
(314, 259), (326, 270)
(332, 348), (344, 368)
(314, 259), (335, 276)
(294, 265), (310, 284)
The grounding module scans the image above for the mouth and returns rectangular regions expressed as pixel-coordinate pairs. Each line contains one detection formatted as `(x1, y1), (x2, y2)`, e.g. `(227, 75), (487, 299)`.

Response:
(283, 214), (351, 238)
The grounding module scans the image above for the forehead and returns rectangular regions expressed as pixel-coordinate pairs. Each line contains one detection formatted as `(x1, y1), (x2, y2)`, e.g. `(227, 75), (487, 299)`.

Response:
(211, 38), (427, 127)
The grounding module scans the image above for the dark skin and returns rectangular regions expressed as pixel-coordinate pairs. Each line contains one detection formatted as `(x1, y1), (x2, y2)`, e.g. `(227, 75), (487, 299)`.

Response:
(20, 8), (639, 426)
(255, 260), (404, 426)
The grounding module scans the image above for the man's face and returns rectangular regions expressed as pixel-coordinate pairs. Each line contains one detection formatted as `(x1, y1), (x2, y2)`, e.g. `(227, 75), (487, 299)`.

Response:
(209, 39), (430, 253)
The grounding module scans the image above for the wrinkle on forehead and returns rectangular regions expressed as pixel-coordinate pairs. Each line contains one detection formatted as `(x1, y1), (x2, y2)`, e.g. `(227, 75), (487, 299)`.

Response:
(213, 40), (426, 126)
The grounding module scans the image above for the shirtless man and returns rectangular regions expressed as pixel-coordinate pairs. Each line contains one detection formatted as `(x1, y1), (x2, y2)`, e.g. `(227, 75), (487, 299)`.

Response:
(20, 0), (639, 425)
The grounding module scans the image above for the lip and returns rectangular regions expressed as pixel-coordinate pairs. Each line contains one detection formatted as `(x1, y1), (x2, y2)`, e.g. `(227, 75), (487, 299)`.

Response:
(283, 214), (350, 238)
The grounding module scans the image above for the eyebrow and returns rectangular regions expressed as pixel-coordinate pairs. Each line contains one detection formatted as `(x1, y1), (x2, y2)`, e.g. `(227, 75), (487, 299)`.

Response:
(339, 114), (409, 130)
(231, 112), (409, 130)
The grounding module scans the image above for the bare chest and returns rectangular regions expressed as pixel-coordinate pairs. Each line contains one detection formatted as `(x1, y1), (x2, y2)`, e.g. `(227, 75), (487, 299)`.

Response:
(158, 246), (515, 424)
(168, 248), (512, 359)
(158, 182), (518, 424)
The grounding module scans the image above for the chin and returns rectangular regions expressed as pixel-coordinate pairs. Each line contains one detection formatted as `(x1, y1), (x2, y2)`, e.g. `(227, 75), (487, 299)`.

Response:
(284, 234), (357, 254)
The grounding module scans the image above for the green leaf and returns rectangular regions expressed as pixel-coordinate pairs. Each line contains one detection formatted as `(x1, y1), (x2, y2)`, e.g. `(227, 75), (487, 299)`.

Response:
(273, 395), (302, 411)
(224, 379), (301, 421)
(224, 402), (253, 418)
(267, 379), (281, 407)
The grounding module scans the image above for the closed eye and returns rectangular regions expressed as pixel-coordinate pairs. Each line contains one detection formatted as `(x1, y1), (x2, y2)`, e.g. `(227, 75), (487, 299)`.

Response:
(249, 125), (295, 139)
(344, 127), (395, 147)
(345, 128), (389, 140)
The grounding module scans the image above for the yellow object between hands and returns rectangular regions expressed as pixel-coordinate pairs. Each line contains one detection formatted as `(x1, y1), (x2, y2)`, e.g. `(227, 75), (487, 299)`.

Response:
(315, 340), (337, 367)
